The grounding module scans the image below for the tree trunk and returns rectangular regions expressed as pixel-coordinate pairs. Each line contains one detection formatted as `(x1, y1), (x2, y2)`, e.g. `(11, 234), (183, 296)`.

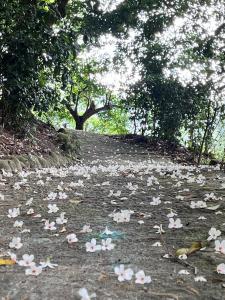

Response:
(75, 121), (84, 130)
(67, 101), (115, 131)
(75, 116), (85, 130)
(197, 102), (211, 165)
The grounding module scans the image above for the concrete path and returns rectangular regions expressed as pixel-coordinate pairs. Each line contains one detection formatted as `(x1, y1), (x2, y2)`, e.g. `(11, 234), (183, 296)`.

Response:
(0, 131), (225, 300)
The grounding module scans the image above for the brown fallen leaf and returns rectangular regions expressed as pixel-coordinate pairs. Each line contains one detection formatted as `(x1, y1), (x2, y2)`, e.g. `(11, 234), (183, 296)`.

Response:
(98, 272), (108, 282)
(69, 199), (83, 205)
(176, 248), (189, 256)
(0, 258), (16, 266)
(206, 204), (220, 210)
(176, 241), (207, 257)
(59, 226), (67, 233)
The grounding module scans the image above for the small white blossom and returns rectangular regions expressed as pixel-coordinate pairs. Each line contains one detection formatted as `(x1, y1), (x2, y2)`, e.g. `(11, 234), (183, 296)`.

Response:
(135, 270), (152, 284)
(58, 192), (67, 199)
(8, 208), (20, 218)
(152, 241), (161, 247)
(150, 197), (161, 206)
(194, 276), (207, 282)
(9, 237), (23, 249)
(47, 192), (57, 201)
(108, 190), (121, 197)
(40, 258), (58, 269)
(86, 239), (101, 252)
(163, 254), (170, 258)
(101, 238), (115, 251)
(178, 269), (190, 275)
(176, 195), (184, 200)
(25, 265), (42, 276)
(34, 214), (42, 218)
(198, 216), (206, 220)
(66, 233), (78, 244)
(56, 212), (67, 225)
(168, 218), (183, 229)
(18, 254), (35, 267)
(48, 204), (59, 214)
(78, 288), (96, 300)
(147, 176), (159, 186)
(27, 208), (34, 215)
(70, 180), (84, 188)
(190, 201), (207, 209)
(13, 220), (24, 228)
(215, 240), (225, 254)
(167, 211), (177, 218)
(112, 209), (133, 223)
(13, 182), (21, 190)
(44, 220), (56, 231)
(80, 225), (92, 233)
(21, 229), (31, 233)
(26, 198), (33, 206)
(114, 264), (133, 282)
(217, 263), (225, 274)
(207, 227), (221, 241)
(138, 220), (144, 225)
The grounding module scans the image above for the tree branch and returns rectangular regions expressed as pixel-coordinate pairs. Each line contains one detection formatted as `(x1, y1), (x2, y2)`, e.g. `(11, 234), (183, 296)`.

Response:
(57, 0), (69, 18)
(82, 101), (114, 121)
(214, 23), (225, 36)
(65, 103), (78, 120)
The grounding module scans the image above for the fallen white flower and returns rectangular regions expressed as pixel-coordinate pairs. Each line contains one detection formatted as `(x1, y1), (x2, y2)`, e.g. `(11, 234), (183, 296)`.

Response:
(78, 288), (96, 300)
(9, 237), (23, 249)
(114, 264), (133, 282)
(18, 254), (35, 267)
(40, 258), (58, 269)
(86, 239), (101, 252)
(8, 208), (20, 218)
(13, 220), (23, 228)
(66, 233), (78, 244)
(217, 263), (225, 274)
(178, 269), (190, 275)
(25, 265), (42, 276)
(194, 276), (207, 282)
(135, 270), (152, 284)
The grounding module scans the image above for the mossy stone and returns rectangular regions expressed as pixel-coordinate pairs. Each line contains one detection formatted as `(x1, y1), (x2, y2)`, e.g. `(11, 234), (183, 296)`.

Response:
(11, 157), (23, 172)
(0, 160), (12, 172)
(27, 155), (41, 168)
(7, 160), (17, 172)
(50, 152), (60, 165)
(17, 155), (31, 168)
(57, 130), (80, 157)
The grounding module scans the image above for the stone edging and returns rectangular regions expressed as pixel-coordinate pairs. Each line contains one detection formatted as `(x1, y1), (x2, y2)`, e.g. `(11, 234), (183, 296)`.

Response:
(0, 129), (81, 172)
(0, 152), (79, 172)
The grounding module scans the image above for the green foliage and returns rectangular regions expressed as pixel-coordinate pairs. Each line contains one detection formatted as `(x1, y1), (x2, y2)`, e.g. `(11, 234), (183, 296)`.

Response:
(125, 41), (202, 141)
(87, 108), (129, 135)
(0, 0), (103, 128)
(36, 107), (75, 129)
(61, 60), (108, 113)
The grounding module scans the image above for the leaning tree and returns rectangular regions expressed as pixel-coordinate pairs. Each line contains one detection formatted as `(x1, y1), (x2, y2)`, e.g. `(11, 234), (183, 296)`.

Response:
(58, 61), (118, 130)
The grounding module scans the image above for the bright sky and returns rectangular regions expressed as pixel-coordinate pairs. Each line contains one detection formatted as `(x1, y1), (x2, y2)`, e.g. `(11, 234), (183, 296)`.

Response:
(78, 0), (141, 95)
(99, 0), (124, 12)
(80, 1), (225, 101)
(79, 33), (141, 95)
